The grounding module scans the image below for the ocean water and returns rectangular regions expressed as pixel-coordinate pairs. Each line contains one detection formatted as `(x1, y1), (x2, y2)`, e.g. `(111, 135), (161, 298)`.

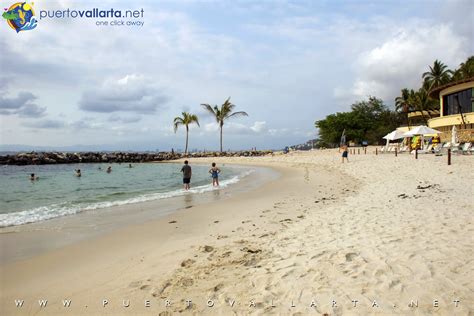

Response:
(0, 163), (250, 227)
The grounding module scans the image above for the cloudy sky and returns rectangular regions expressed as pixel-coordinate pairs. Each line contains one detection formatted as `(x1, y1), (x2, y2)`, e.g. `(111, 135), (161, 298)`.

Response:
(0, 0), (472, 151)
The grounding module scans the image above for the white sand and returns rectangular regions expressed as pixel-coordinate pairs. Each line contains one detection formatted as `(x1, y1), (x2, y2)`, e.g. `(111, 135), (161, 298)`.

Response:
(1, 149), (472, 315)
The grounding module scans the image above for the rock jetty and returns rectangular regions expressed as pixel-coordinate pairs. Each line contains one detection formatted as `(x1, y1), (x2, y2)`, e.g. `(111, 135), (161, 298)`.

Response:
(0, 151), (274, 165)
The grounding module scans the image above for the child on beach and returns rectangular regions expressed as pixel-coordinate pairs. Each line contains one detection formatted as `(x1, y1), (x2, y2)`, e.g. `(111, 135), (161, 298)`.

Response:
(341, 145), (349, 163)
(209, 162), (221, 186)
(181, 160), (192, 190)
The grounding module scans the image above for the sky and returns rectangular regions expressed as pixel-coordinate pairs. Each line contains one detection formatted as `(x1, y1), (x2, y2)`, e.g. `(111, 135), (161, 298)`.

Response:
(0, 0), (473, 151)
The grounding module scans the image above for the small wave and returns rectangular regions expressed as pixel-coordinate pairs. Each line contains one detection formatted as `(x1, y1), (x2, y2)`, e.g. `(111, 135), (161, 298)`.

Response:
(0, 170), (254, 227)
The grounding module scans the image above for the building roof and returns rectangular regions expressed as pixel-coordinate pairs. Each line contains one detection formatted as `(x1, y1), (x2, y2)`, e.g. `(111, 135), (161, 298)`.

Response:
(429, 77), (474, 99)
(408, 110), (440, 119)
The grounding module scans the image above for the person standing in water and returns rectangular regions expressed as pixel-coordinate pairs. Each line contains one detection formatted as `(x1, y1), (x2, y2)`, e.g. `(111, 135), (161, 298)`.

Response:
(30, 173), (38, 181)
(181, 160), (192, 190)
(106, 166), (112, 173)
(75, 169), (82, 177)
(341, 145), (349, 163)
(209, 162), (221, 187)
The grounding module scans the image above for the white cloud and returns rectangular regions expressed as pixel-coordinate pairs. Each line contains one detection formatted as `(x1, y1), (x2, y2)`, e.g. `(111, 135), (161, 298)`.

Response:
(336, 22), (468, 103)
(78, 75), (169, 114)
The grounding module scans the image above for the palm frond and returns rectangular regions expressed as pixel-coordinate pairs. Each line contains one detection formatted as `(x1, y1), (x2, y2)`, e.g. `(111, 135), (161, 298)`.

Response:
(227, 111), (248, 119)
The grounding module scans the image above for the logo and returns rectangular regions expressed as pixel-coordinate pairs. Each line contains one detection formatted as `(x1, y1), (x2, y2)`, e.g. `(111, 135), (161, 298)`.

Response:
(3, 2), (37, 33)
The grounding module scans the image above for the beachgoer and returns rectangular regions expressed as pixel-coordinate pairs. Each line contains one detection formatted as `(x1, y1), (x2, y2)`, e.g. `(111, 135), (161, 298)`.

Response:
(341, 145), (349, 163)
(30, 173), (38, 181)
(128, 164), (133, 168)
(106, 166), (112, 173)
(209, 162), (221, 187)
(75, 169), (81, 177)
(181, 160), (192, 190)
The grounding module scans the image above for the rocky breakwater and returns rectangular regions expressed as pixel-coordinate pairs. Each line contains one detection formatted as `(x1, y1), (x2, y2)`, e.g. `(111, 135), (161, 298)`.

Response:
(0, 151), (273, 165)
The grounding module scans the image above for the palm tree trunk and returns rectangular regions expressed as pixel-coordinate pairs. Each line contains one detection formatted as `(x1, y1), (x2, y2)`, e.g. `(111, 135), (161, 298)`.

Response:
(220, 124), (223, 152)
(185, 125), (189, 155)
(420, 112), (428, 125)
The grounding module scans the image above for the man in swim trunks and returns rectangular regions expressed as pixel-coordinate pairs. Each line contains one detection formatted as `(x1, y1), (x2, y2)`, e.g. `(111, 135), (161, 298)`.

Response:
(341, 145), (349, 163)
(181, 160), (192, 190)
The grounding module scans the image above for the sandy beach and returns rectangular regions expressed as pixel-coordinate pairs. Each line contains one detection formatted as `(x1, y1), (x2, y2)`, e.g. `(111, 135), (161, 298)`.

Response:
(0, 149), (472, 315)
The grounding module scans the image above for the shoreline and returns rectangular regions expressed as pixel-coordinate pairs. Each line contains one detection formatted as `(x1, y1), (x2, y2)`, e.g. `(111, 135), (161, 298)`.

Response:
(0, 164), (278, 264)
(0, 150), (472, 315)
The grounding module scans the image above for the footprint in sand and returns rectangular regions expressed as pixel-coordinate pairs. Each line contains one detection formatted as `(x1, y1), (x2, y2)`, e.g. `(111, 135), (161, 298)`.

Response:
(345, 252), (357, 262)
(181, 259), (195, 268)
(203, 245), (214, 252)
(213, 283), (224, 292)
(178, 278), (194, 287)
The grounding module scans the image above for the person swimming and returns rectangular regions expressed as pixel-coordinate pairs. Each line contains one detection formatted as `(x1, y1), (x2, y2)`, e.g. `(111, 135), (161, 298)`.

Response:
(209, 162), (221, 187)
(106, 166), (112, 173)
(30, 173), (38, 181)
(75, 169), (82, 177)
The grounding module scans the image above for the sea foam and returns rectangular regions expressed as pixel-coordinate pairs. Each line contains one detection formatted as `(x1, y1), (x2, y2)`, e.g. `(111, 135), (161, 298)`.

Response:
(0, 170), (254, 227)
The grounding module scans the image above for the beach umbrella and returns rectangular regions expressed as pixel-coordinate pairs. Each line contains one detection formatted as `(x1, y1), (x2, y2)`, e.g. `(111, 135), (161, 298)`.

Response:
(383, 129), (406, 140)
(451, 125), (458, 144)
(383, 129), (406, 150)
(340, 129), (346, 146)
(403, 125), (442, 137)
(402, 125), (442, 150)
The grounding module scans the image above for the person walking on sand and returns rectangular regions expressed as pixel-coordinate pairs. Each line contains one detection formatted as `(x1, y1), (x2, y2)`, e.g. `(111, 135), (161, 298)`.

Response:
(181, 160), (192, 190)
(209, 162), (221, 187)
(341, 145), (349, 163)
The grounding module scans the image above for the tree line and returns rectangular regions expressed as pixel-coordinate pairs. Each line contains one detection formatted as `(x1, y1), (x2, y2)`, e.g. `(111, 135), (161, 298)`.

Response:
(316, 56), (473, 147)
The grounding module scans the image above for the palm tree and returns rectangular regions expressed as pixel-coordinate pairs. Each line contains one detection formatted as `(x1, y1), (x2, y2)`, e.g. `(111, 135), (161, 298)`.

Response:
(201, 97), (248, 152)
(452, 56), (474, 81)
(173, 112), (200, 155)
(409, 88), (438, 124)
(395, 88), (413, 128)
(422, 60), (453, 91)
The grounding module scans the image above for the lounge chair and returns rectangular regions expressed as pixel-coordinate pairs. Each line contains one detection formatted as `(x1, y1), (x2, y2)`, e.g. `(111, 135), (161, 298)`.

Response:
(451, 143), (461, 153)
(399, 145), (409, 153)
(461, 142), (472, 154)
